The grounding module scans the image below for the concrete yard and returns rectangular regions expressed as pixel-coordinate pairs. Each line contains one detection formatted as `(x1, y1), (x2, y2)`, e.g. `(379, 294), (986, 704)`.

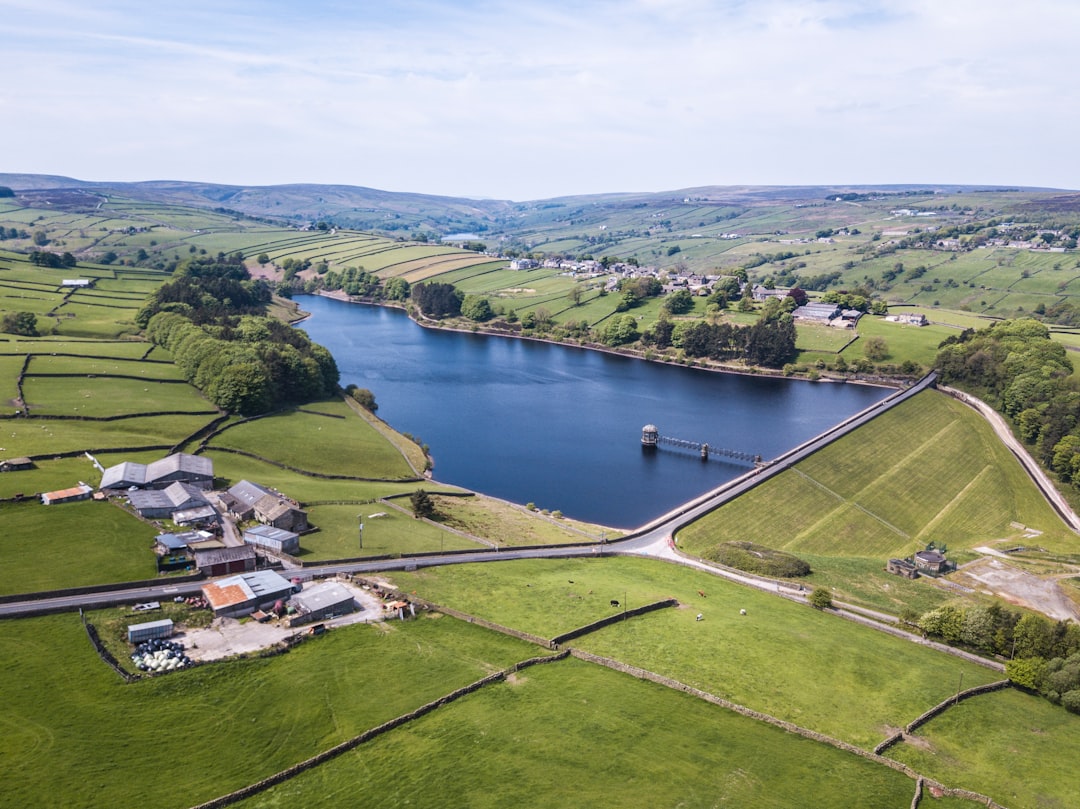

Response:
(952, 556), (1080, 622)
(182, 579), (386, 661)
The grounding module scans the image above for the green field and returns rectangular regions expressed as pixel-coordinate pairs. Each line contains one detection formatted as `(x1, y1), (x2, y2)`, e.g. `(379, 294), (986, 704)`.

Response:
(206, 399), (416, 480)
(25, 354), (185, 379)
(238, 657), (920, 809)
(386, 557), (1002, 749)
(0, 613), (537, 809)
(0, 413), (215, 458)
(22, 375), (214, 417)
(302, 501), (481, 558)
(886, 687), (1080, 809)
(0, 499), (157, 595)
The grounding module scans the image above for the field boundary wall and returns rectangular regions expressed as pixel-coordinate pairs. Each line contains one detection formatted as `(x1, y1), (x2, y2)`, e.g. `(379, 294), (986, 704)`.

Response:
(189, 650), (570, 809)
(550, 598), (677, 646)
(566, 648), (1006, 807)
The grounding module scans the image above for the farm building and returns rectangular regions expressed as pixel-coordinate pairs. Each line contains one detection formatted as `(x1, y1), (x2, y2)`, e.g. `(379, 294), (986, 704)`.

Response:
(40, 482), (93, 505)
(0, 457), (33, 472)
(243, 524), (300, 555)
(202, 570), (296, 618)
(172, 504), (218, 527)
(127, 618), (174, 643)
(220, 480), (273, 521)
(792, 303), (842, 322)
(155, 532), (202, 554)
(289, 582), (357, 626)
(253, 494), (309, 533)
(128, 481), (209, 519)
(195, 545), (256, 577)
(100, 452), (213, 492)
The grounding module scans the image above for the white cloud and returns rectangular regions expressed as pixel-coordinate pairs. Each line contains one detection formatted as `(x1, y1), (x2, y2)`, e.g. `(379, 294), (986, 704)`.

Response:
(1, 0), (1077, 197)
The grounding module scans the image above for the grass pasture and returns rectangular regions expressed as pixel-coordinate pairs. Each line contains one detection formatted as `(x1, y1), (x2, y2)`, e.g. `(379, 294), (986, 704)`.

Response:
(302, 502), (481, 558)
(0, 337), (153, 359)
(205, 399), (416, 480)
(0, 613), (537, 809)
(238, 656), (920, 809)
(0, 456), (106, 500)
(0, 499), (157, 595)
(886, 686), (1080, 809)
(22, 375), (214, 417)
(0, 413), (217, 458)
(197, 449), (423, 504)
(387, 556), (1002, 750)
(26, 353), (185, 379)
(428, 493), (614, 546)
(795, 322), (858, 353)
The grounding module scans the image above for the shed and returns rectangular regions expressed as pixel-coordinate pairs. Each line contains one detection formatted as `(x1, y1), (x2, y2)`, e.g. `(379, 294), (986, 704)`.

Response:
(0, 457), (33, 472)
(127, 618), (174, 643)
(41, 482), (93, 505)
(289, 582), (357, 626)
(128, 481), (208, 519)
(195, 545), (257, 577)
(243, 524), (300, 555)
(100, 452), (212, 492)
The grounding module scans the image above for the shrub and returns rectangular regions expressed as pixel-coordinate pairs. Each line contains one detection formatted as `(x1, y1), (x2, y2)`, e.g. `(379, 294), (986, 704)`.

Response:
(808, 587), (833, 610)
(703, 541), (811, 578)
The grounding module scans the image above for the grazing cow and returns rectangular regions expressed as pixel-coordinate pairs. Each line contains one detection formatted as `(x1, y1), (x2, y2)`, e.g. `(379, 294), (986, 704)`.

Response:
(697, 590), (707, 598)
(610, 599), (620, 608)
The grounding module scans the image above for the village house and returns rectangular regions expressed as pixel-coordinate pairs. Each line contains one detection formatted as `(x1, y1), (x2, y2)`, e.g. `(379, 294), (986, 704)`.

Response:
(751, 285), (792, 302)
(253, 493), (309, 532)
(885, 313), (928, 327)
(220, 480), (274, 521)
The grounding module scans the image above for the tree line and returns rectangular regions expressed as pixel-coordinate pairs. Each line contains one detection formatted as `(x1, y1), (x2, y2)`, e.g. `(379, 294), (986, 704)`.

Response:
(935, 319), (1080, 485)
(140, 256), (338, 415)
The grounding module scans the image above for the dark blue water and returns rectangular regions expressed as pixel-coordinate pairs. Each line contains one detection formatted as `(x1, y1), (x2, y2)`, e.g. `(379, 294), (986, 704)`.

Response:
(298, 295), (889, 528)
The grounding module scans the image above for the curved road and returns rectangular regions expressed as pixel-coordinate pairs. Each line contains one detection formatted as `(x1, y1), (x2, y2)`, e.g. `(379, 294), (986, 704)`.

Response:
(0, 373), (936, 618)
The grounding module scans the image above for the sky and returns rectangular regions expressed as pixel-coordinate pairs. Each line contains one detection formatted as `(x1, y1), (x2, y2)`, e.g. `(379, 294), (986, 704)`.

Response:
(2, 0), (1078, 200)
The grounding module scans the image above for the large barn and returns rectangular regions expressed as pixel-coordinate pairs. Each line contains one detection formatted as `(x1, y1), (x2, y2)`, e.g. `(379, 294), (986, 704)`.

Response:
(202, 570), (296, 618)
(100, 453), (213, 491)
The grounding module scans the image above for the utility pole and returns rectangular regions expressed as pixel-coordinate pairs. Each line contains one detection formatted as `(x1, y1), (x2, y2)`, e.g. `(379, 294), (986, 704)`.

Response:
(358, 516), (363, 549)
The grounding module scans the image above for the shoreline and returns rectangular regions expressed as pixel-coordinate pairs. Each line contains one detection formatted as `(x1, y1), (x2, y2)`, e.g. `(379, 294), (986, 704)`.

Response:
(306, 290), (900, 391)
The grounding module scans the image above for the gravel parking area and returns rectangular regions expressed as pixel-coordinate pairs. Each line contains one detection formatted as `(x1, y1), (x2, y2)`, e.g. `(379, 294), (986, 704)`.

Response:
(183, 580), (386, 661)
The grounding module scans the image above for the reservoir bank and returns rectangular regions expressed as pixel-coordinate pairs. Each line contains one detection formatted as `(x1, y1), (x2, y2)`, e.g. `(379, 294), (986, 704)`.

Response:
(297, 295), (890, 527)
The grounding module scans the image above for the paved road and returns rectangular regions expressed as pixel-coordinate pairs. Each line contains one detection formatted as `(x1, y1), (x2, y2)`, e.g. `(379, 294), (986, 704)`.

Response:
(0, 374), (935, 617)
(938, 384), (1080, 533)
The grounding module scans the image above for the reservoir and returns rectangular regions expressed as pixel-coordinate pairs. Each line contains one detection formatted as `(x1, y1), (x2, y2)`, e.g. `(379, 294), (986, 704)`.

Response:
(298, 295), (890, 528)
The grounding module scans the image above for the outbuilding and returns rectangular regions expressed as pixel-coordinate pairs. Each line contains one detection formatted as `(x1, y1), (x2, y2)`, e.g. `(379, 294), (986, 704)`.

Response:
(127, 618), (174, 643)
(243, 524), (300, 555)
(289, 582), (357, 626)
(195, 545), (257, 577)
(40, 482), (93, 505)
(202, 570), (295, 618)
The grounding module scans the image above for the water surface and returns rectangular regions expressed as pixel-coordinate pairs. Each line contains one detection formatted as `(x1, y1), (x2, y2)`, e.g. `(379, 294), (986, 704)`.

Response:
(298, 295), (889, 527)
